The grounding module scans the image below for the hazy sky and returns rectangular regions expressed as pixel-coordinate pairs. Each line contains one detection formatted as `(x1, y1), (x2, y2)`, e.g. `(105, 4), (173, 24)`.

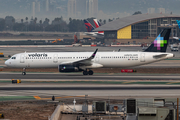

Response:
(0, 0), (180, 22)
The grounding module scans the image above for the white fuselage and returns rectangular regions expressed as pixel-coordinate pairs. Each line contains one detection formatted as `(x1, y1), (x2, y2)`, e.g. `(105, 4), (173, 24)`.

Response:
(5, 52), (174, 69)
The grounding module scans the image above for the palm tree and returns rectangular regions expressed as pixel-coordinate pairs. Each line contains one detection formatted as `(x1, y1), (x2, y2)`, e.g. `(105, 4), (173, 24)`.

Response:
(25, 17), (28, 23)
(25, 17), (28, 31)
(39, 20), (42, 31)
(99, 19), (102, 23)
(35, 17), (37, 23)
(103, 20), (106, 24)
(39, 20), (42, 24)
(21, 19), (23, 23)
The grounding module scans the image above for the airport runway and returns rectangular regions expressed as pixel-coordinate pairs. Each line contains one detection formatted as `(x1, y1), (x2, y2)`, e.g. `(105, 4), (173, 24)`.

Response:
(0, 73), (180, 97)
(1, 85), (180, 90)
(0, 73), (180, 80)
(1, 85), (180, 97)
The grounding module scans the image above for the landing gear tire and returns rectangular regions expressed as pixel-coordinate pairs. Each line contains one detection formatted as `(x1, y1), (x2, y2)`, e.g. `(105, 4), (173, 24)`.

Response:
(22, 72), (26, 75)
(22, 68), (26, 75)
(88, 70), (93, 75)
(83, 71), (88, 75)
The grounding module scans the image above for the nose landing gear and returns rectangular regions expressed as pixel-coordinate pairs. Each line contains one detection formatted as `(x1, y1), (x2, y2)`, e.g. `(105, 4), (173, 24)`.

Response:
(22, 68), (26, 75)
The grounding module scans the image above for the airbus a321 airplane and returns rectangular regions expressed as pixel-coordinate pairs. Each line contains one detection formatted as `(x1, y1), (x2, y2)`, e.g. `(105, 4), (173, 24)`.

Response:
(5, 29), (174, 75)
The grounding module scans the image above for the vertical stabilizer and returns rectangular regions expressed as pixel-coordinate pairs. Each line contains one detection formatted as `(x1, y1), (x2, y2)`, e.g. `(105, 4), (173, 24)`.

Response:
(93, 19), (101, 28)
(83, 20), (95, 32)
(74, 35), (79, 43)
(144, 29), (171, 52)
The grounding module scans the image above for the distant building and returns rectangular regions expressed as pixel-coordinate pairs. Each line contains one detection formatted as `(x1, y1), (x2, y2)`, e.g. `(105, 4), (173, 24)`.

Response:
(148, 8), (155, 14)
(87, 0), (98, 18)
(68, 0), (76, 18)
(76, 0), (87, 18)
(32, 2), (36, 19)
(36, 2), (41, 13)
(159, 8), (165, 14)
(46, 0), (49, 12)
(94, 13), (180, 43)
(67, 0), (98, 18)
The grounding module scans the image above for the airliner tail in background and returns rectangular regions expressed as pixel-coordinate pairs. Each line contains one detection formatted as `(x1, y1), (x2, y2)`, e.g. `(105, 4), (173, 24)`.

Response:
(93, 19), (101, 28)
(83, 20), (95, 32)
(83, 19), (104, 38)
(93, 19), (104, 34)
(74, 35), (79, 43)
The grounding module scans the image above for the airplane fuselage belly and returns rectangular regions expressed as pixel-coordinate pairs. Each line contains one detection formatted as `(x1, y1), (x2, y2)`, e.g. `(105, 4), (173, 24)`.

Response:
(6, 52), (173, 69)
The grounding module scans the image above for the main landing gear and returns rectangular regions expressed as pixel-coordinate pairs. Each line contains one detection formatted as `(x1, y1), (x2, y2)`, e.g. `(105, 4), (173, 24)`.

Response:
(83, 70), (94, 75)
(22, 68), (26, 75)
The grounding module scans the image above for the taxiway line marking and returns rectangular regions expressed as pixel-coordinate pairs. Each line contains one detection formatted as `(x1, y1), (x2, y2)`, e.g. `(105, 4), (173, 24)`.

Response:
(122, 81), (134, 84)
(166, 82), (180, 84)
(40, 95), (85, 100)
(34, 96), (41, 100)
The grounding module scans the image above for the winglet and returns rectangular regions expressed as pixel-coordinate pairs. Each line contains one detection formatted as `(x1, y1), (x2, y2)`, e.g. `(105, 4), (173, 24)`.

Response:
(90, 49), (98, 59)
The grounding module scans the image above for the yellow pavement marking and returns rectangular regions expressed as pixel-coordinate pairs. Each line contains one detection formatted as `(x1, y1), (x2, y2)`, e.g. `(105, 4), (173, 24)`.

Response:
(34, 96), (41, 100)
(166, 82), (180, 84)
(108, 73), (114, 75)
(122, 81), (134, 84)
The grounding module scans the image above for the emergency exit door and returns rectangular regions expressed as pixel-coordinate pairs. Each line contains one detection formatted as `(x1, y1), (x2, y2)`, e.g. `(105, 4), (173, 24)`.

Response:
(140, 53), (145, 62)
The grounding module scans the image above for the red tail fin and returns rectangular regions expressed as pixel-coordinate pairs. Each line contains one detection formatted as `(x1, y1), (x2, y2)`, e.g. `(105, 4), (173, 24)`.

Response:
(74, 35), (78, 43)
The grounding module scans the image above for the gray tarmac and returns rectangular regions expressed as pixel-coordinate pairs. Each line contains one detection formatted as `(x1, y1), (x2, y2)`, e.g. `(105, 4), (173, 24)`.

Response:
(1, 85), (180, 97)
(1, 46), (180, 98)
(0, 73), (180, 80)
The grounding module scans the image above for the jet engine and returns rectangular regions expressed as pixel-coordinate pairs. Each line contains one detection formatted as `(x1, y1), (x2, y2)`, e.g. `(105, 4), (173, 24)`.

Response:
(59, 65), (80, 72)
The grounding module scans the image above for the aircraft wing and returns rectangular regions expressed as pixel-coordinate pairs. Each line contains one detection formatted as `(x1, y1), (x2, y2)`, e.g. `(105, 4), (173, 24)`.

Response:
(60, 49), (98, 66)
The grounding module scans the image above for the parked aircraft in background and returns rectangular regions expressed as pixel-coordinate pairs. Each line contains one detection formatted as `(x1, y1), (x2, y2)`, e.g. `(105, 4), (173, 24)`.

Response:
(83, 19), (104, 38)
(5, 29), (174, 75)
(72, 35), (82, 47)
(93, 19), (101, 28)
(93, 19), (104, 34)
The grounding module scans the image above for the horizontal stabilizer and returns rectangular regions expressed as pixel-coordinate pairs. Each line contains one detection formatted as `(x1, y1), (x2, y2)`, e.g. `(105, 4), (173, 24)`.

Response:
(153, 54), (167, 59)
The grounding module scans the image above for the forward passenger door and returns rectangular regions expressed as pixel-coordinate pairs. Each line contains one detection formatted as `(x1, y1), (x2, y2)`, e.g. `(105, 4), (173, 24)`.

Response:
(20, 54), (25, 63)
(53, 54), (58, 63)
(140, 53), (145, 62)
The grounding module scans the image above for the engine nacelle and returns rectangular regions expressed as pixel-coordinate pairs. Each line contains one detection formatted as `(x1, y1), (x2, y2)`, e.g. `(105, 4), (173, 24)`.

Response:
(59, 64), (80, 72)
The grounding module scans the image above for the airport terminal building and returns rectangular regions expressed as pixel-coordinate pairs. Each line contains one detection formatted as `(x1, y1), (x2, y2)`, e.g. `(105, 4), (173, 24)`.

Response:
(95, 13), (180, 43)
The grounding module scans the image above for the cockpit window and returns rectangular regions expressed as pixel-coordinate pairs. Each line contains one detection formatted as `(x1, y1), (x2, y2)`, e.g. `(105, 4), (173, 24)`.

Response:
(11, 57), (16, 59)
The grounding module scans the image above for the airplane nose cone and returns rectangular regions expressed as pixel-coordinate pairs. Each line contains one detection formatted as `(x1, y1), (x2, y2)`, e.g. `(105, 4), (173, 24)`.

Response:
(5, 60), (9, 66)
